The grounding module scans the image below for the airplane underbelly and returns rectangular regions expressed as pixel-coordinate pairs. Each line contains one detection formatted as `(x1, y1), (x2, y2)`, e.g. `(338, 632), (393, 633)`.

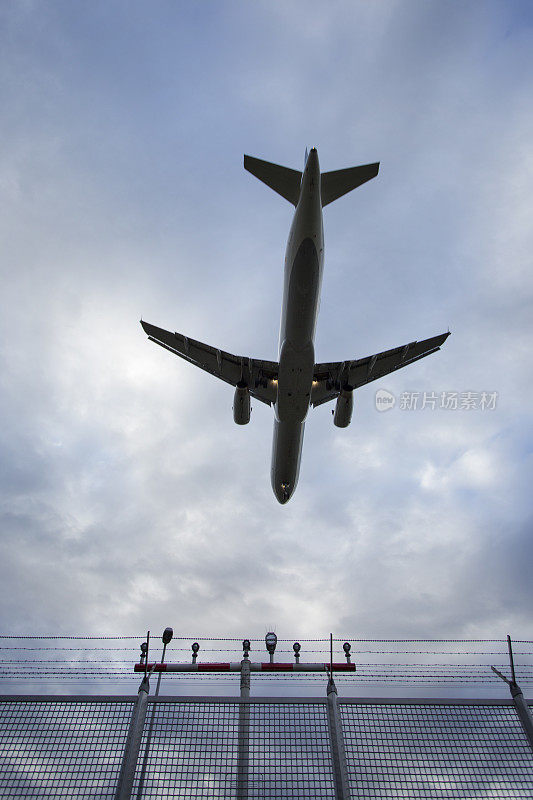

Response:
(275, 236), (320, 424)
(284, 237), (321, 345)
(276, 339), (314, 423)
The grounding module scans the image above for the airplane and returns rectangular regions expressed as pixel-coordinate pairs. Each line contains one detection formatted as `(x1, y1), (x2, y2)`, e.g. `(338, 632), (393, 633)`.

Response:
(141, 148), (450, 503)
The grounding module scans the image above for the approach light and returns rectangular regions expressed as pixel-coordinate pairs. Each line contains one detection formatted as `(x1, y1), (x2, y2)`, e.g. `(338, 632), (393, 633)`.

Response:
(242, 639), (251, 657)
(265, 632), (278, 659)
(192, 642), (200, 654)
(162, 627), (173, 645)
(343, 642), (352, 662)
(293, 642), (301, 654)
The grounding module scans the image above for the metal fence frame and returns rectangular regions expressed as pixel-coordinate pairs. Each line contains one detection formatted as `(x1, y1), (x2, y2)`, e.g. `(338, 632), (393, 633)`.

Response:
(1, 693), (532, 798)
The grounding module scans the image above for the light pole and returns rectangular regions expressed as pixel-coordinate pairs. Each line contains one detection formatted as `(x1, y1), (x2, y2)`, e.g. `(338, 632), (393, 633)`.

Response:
(136, 627), (173, 799)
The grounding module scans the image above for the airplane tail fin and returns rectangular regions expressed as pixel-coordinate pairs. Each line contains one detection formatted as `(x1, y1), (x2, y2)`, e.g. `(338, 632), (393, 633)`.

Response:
(320, 162), (379, 207)
(244, 155), (302, 206)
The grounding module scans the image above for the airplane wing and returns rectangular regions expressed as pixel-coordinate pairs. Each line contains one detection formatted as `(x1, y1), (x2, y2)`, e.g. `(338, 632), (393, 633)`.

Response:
(311, 332), (450, 407)
(141, 321), (278, 406)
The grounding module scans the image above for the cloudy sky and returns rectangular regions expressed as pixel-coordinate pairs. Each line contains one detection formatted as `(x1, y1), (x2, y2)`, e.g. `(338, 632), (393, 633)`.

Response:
(1, 0), (532, 696)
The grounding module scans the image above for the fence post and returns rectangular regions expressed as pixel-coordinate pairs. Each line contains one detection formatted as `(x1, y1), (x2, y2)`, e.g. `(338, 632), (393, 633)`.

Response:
(510, 683), (533, 754)
(114, 675), (151, 800)
(326, 677), (351, 800)
(491, 635), (533, 755)
(237, 648), (251, 799)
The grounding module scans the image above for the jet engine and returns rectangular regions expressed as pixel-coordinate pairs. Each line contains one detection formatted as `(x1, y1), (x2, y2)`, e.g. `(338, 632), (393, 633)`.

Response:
(233, 384), (251, 425)
(333, 388), (353, 428)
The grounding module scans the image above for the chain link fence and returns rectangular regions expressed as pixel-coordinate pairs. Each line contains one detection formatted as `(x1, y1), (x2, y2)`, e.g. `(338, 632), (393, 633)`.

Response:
(1, 695), (532, 797)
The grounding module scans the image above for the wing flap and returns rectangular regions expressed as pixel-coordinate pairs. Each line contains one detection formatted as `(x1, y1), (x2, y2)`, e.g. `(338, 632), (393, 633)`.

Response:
(312, 332), (450, 406)
(141, 321), (278, 405)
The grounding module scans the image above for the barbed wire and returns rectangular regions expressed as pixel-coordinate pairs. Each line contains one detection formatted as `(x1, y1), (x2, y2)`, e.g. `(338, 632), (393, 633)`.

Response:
(1, 635), (532, 642)
(0, 647), (143, 651)
(3, 659), (531, 667)
(0, 635), (530, 689)
(0, 674), (530, 684)
(0, 635), (143, 640)
(2, 665), (530, 673)
(4, 663), (528, 671)
(1, 664), (530, 678)
(1, 647), (532, 655)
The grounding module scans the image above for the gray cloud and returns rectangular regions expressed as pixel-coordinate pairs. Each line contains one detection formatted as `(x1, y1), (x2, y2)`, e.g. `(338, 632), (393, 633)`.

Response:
(0, 0), (531, 696)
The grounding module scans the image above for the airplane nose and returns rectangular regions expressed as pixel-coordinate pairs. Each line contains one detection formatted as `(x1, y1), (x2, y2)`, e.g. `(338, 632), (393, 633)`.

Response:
(274, 482), (293, 504)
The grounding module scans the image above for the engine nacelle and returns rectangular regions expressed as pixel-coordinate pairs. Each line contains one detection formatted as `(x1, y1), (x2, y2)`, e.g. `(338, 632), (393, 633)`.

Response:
(233, 384), (251, 425)
(333, 388), (353, 428)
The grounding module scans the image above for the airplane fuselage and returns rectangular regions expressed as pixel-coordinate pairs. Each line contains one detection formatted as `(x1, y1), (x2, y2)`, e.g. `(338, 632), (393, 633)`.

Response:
(272, 149), (324, 503)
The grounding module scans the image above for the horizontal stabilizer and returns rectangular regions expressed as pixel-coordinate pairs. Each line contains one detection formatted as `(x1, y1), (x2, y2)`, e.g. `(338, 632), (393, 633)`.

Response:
(321, 162), (379, 207)
(244, 155), (302, 206)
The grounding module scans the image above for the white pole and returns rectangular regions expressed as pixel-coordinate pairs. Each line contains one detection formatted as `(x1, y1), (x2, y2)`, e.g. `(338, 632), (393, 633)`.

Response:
(237, 655), (251, 799)
(326, 678), (351, 800)
(114, 674), (151, 800)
